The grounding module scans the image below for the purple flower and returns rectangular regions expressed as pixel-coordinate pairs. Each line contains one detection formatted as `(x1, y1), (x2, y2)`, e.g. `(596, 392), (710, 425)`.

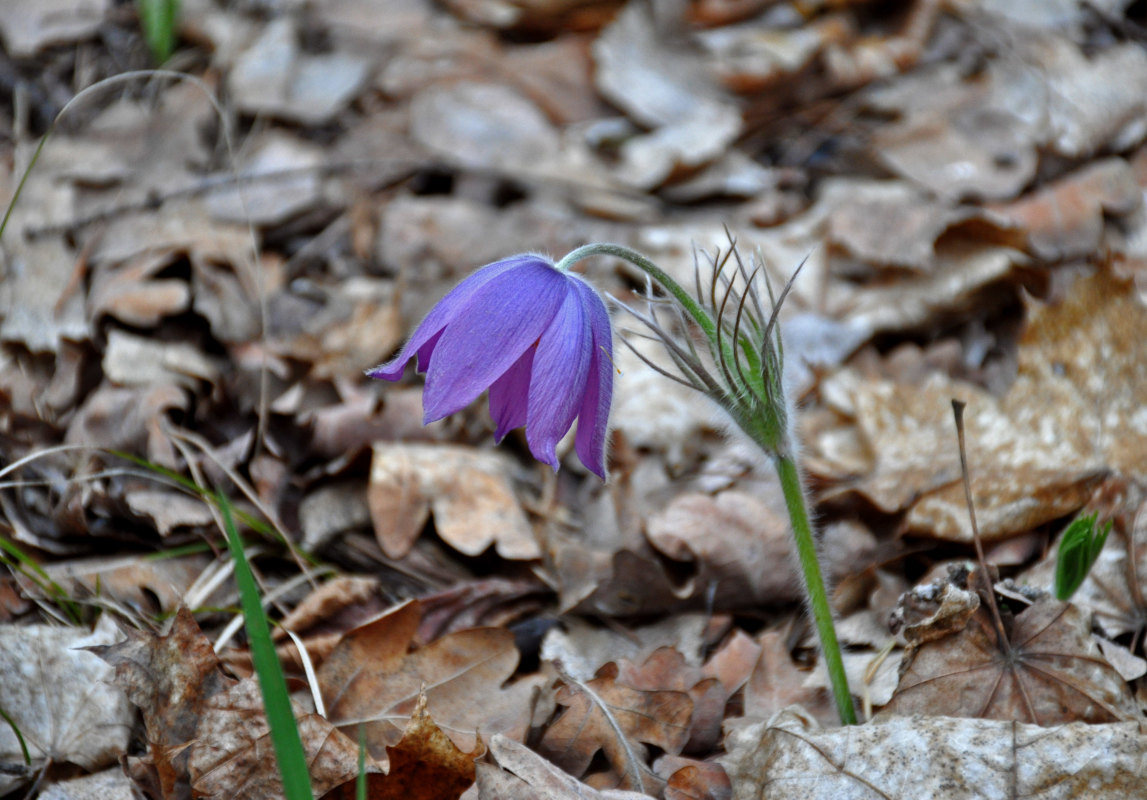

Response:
(367, 254), (614, 479)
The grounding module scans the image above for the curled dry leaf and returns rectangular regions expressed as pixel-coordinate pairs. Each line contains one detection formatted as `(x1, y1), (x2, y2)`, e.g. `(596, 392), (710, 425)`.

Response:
(319, 599), (543, 757)
(658, 756), (732, 800)
(883, 600), (1139, 725)
(0, 617), (133, 796)
(94, 608), (241, 799)
(478, 734), (650, 800)
(986, 157), (1141, 262)
(368, 443), (540, 561)
(538, 662), (693, 792)
(723, 708), (1147, 800)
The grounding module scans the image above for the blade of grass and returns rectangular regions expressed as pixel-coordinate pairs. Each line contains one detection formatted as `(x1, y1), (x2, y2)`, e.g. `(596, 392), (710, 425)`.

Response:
(218, 493), (314, 800)
(0, 537), (83, 624)
(0, 705), (31, 765)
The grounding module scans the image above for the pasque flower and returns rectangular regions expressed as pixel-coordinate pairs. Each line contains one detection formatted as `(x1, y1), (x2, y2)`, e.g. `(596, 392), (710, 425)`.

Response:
(367, 254), (613, 478)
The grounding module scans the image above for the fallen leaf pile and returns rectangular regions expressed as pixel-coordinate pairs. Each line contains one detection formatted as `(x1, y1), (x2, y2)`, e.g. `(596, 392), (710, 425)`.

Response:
(3, 0), (1147, 798)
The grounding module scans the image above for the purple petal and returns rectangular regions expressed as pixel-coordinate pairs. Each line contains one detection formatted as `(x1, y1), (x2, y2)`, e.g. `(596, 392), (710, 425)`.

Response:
(571, 278), (614, 479)
(422, 260), (569, 421)
(488, 345), (534, 441)
(525, 285), (593, 471)
(365, 255), (543, 381)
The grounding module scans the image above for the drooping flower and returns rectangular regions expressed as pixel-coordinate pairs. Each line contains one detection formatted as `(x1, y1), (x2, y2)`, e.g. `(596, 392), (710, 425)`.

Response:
(367, 254), (614, 478)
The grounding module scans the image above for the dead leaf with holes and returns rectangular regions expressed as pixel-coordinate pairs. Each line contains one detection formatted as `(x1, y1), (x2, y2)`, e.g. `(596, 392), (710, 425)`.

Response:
(882, 599), (1138, 724)
(538, 662), (693, 793)
(319, 599), (542, 759)
(0, 617), (134, 796)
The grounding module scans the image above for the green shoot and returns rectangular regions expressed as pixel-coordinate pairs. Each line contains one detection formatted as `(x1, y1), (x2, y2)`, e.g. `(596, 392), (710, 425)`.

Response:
(1055, 512), (1111, 601)
(137, 0), (181, 64)
(218, 493), (314, 800)
(0, 705), (31, 765)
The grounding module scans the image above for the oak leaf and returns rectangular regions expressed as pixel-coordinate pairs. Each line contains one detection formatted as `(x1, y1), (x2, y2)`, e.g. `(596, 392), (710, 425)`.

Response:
(319, 599), (542, 757)
(538, 662), (693, 792)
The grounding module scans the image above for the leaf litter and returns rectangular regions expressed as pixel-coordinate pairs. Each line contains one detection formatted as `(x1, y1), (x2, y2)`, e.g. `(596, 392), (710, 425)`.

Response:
(3, 1), (1147, 799)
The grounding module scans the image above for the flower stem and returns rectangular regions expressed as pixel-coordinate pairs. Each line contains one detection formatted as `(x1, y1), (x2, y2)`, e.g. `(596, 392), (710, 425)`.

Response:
(556, 243), (717, 343)
(774, 454), (857, 725)
(560, 241), (856, 725)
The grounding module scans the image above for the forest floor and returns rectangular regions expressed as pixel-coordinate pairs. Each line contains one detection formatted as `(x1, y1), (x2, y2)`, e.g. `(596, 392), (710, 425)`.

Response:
(2, 0), (1147, 798)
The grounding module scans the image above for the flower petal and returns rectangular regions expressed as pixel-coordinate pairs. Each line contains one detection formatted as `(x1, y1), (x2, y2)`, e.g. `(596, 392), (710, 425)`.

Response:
(488, 344), (534, 441)
(525, 284), (593, 471)
(365, 255), (540, 381)
(572, 277), (614, 479)
(422, 259), (569, 421)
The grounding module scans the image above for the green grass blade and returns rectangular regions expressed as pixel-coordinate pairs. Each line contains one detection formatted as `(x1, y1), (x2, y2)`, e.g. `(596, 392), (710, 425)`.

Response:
(0, 537), (83, 624)
(218, 494), (314, 800)
(0, 705), (31, 765)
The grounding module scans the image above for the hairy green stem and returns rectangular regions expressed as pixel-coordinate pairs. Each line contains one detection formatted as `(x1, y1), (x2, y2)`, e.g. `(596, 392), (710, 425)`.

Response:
(561, 241), (856, 725)
(556, 243), (717, 343)
(775, 454), (857, 725)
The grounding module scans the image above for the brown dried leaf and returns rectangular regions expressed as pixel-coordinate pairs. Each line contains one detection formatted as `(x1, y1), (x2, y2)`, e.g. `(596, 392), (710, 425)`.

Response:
(368, 443), (539, 560)
(742, 631), (827, 722)
(883, 600), (1138, 725)
(94, 608), (234, 800)
(319, 599), (542, 756)
(321, 693), (474, 800)
(1001, 267), (1147, 484)
(645, 488), (801, 609)
(657, 756), (731, 800)
(616, 647), (727, 753)
(538, 662), (693, 791)
(818, 369), (1105, 542)
(987, 158), (1141, 262)
(189, 678), (372, 800)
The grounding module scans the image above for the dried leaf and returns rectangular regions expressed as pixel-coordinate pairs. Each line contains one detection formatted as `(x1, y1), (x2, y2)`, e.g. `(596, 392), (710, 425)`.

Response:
(883, 600), (1138, 725)
(723, 708), (1147, 800)
(645, 488), (801, 609)
(0, 617), (133, 795)
(478, 734), (649, 800)
(189, 678), (371, 800)
(538, 662), (693, 791)
(368, 443), (539, 560)
(94, 608), (235, 800)
(986, 158), (1141, 261)
(319, 599), (542, 755)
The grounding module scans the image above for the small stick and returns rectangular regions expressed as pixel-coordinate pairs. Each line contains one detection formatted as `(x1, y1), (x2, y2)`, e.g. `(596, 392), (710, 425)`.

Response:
(951, 400), (1010, 649)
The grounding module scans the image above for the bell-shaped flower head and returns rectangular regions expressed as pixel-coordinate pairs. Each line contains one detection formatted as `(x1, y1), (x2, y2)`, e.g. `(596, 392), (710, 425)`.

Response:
(367, 254), (614, 479)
